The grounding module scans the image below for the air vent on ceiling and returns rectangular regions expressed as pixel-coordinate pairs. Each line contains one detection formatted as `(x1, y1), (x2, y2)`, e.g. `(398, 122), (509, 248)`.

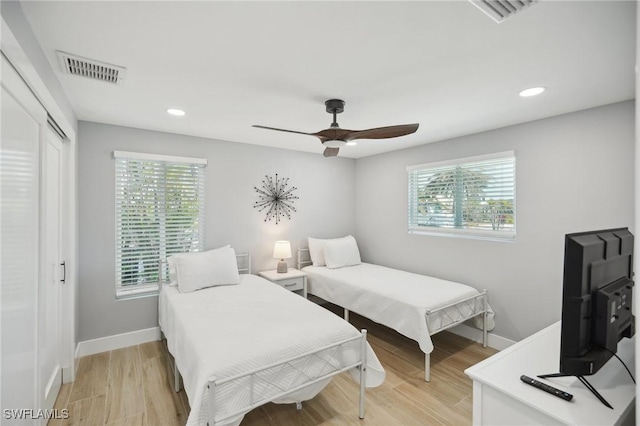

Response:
(469, 0), (538, 23)
(56, 51), (126, 85)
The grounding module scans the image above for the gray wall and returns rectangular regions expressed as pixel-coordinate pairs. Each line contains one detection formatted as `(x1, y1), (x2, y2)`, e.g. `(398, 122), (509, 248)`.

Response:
(79, 101), (634, 344)
(78, 122), (355, 342)
(354, 101), (635, 342)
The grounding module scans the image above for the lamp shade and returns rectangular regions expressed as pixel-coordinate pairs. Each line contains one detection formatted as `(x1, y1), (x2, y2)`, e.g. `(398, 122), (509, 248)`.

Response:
(273, 240), (292, 259)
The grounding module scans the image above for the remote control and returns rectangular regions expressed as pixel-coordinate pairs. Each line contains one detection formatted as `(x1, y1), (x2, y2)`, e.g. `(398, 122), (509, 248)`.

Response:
(520, 375), (573, 401)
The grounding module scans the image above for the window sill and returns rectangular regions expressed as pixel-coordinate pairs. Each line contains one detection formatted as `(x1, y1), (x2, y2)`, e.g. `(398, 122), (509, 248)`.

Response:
(408, 227), (516, 242)
(116, 284), (160, 300)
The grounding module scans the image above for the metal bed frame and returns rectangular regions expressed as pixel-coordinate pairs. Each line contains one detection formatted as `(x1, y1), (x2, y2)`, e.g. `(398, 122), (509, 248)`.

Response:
(297, 248), (488, 382)
(160, 252), (369, 425)
(206, 331), (368, 425)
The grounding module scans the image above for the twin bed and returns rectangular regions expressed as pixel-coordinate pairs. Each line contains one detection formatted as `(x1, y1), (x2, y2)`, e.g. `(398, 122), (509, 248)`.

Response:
(297, 235), (494, 381)
(158, 247), (385, 426)
(158, 237), (494, 425)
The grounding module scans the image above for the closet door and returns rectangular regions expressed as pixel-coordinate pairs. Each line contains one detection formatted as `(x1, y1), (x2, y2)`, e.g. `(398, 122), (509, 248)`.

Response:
(39, 126), (64, 412)
(1, 56), (46, 417)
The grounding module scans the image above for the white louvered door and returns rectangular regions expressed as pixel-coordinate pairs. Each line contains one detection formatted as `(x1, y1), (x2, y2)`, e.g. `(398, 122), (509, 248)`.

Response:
(1, 55), (47, 420)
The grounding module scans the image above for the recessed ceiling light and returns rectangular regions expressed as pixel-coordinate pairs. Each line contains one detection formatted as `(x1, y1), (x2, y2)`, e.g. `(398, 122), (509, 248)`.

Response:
(167, 108), (186, 116)
(519, 87), (546, 97)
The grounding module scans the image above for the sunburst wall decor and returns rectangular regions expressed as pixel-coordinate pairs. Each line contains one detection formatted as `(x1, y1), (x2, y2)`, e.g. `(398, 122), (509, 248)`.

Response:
(254, 174), (298, 224)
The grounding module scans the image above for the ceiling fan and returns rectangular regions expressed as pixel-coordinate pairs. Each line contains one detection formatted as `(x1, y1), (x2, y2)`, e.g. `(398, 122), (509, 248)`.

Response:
(253, 99), (419, 157)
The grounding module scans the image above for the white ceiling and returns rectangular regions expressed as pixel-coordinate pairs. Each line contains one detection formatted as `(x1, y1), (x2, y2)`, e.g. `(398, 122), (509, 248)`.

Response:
(20, 1), (636, 158)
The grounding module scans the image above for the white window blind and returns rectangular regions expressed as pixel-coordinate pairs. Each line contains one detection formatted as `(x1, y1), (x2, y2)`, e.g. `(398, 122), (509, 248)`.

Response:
(114, 151), (206, 297)
(408, 152), (516, 241)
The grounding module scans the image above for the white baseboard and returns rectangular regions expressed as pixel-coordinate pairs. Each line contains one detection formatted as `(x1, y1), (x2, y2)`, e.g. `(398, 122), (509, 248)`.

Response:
(449, 323), (515, 351)
(62, 365), (75, 384)
(76, 327), (161, 358)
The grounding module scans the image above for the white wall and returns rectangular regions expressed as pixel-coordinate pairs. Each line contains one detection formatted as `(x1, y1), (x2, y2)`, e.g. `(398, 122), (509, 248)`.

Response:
(1, 1), (77, 132)
(354, 101), (635, 342)
(77, 122), (356, 342)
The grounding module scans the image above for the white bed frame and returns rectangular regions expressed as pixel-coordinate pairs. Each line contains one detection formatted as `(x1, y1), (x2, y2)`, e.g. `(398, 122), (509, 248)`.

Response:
(160, 253), (370, 425)
(296, 248), (488, 382)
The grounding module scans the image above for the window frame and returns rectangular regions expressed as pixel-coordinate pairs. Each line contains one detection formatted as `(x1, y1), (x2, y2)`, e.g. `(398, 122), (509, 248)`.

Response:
(407, 151), (516, 242)
(113, 150), (207, 298)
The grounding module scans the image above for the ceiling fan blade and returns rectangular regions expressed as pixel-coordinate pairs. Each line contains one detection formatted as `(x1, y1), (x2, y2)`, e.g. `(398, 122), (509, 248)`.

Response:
(345, 123), (419, 141)
(315, 128), (353, 143)
(252, 125), (315, 137)
(323, 147), (340, 157)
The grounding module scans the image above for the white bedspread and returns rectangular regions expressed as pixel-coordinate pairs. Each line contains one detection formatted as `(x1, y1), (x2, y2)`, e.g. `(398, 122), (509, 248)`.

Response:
(159, 274), (385, 426)
(303, 263), (495, 354)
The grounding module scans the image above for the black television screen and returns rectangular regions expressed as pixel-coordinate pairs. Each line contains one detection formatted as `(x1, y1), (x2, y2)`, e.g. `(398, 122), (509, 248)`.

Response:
(559, 227), (635, 377)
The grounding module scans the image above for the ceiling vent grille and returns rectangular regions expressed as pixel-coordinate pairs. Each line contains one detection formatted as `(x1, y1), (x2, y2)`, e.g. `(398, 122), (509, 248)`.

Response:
(469, 0), (538, 23)
(56, 51), (126, 85)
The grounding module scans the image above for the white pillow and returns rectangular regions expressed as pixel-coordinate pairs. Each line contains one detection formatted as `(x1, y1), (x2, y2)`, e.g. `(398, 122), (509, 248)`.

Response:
(167, 245), (230, 286)
(167, 256), (178, 286)
(174, 246), (240, 293)
(308, 237), (327, 267)
(324, 235), (361, 269)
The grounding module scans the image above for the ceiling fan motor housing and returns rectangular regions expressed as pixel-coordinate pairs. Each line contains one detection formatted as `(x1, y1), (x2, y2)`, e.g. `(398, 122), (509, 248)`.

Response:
(323, 99), (346, 146)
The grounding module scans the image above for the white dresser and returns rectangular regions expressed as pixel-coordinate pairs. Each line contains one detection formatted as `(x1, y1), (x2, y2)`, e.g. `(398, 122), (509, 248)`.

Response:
(465, 322), (635, 426)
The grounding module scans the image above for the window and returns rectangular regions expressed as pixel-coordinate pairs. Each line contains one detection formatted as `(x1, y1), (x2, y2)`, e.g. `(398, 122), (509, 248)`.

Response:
(114, 151), (206, 298)
(408, 151), (515, 241)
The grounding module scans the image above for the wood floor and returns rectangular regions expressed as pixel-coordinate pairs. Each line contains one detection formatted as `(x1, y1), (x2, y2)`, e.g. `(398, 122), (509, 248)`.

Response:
(50, 309), (497, 425)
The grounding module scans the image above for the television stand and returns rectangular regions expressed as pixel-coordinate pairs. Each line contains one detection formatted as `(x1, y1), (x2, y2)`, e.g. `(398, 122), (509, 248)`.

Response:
(465, 322), (635, 426)
(538, 372), (613, 409)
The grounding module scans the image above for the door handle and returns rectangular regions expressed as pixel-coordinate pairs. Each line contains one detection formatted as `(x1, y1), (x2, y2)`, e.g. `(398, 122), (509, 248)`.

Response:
(60, 261), (66, 283)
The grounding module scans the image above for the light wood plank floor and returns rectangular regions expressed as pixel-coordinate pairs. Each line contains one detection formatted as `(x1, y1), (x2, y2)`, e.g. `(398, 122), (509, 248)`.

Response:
(50, 308), (497, 425)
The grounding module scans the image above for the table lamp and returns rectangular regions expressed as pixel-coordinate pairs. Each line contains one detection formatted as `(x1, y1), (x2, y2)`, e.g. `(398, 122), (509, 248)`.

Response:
(273, 240), (292, 273)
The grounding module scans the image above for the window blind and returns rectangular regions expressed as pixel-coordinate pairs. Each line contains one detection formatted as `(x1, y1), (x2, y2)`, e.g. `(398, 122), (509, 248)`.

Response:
(408, 152), (515, 241)
(114, 152), (206, 297)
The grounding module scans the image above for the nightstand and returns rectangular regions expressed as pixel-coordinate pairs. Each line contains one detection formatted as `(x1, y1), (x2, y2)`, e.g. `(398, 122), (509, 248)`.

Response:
(258, 268), (308, 298)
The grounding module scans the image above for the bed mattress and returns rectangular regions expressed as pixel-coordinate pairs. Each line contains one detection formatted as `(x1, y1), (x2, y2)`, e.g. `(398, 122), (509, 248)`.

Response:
(159, 273), (385, 426)
(303, 263), (495, 354)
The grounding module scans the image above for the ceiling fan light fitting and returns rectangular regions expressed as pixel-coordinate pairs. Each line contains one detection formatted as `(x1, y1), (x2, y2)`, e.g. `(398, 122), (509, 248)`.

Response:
(322, 139), (346, 148)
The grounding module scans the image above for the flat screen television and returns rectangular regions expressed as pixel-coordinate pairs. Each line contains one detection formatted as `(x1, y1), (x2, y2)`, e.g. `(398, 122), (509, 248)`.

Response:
(560, 227), (634, 375)
(540, 227), (635, 408)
